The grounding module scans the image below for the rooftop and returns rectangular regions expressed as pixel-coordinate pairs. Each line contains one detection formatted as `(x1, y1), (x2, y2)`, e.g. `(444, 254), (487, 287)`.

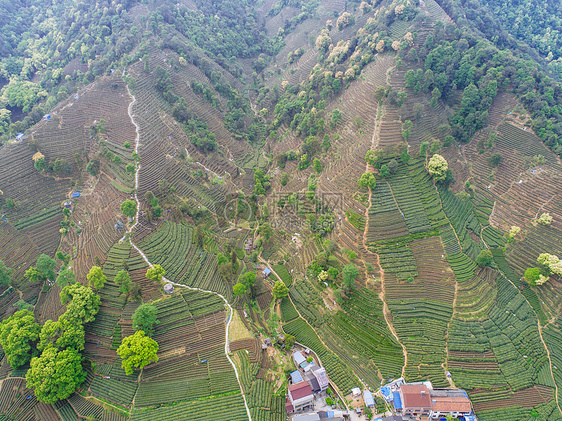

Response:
(292, 414), (320, 421)
(363, 389), (375, 407)
(304, 371), (320, 392)
(392, 391), (402, 410)
(291, 371), (304, 384)
(289, 381), (314, 401)
(311, 365), (329, 387)
(400, 384), (431, 409)
(293, 351), (307, 365)
(431, 394), (472, 413)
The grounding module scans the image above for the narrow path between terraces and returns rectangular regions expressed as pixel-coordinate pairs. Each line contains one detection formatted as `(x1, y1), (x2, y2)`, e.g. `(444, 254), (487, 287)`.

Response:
(121, 71), (253, 421)
(363, 102), (408, 378)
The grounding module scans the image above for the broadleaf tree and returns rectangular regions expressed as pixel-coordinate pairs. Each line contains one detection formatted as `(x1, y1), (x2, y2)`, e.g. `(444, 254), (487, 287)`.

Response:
(117, 330), (159, 375)
(26, 347), (86, 404)
(132, 304), (159, 336)
(0, 309), (41, 368)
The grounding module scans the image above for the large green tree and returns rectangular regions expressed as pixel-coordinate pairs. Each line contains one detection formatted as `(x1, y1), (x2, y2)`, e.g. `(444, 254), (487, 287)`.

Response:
(272, 280), (289, 300)
(233, 282), (247, 296)
(121, 199), (137, 218)
(38, 314), (86, 352)
(36, 254), (57, 281)
(60, 284), (101, 324)
(0, 309), (41, 368)
(357, 172), (376, 189)
(476, 250), (494, 267)
(114, 270), (131, 294)
(25, 267), (43, 283)
(342, 264), (358, 288)
(427, 154), (448, 181)
(146, 264), (166, 281)
(117, 331), (159, 375)
(524, 267), (541, 286)
(26, 347), (86, 404)
(86, 266), (107, 290)
(132, 304), (159, 336)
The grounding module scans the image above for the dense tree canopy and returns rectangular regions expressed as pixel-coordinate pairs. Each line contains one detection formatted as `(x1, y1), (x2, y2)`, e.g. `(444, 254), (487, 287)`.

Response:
(121, 200), (137, 218)
(233, 282), (247, 297)
(36, 254), (57, 281)
(427, 154), (448, 181)
(0, 309), (41, 368)
(342, 264), (358, 288)
(115, 270), (131, 294)
(87, 266), (107, 290)
(57, 269), (76, 287)
(60, 284), (101, 324)
(538, 213), (553, 226)
(525, 267), (542, 286)
(26, 347), (86, 404)
(117, 331), (159, 375)
(272, 280), (289, 300)
(38, 315), (85, 352)
(146, 264), (166, 282)
(357, 172), (376, 189)
(476, 250), (494, 267)
(132, 304), (159, 336)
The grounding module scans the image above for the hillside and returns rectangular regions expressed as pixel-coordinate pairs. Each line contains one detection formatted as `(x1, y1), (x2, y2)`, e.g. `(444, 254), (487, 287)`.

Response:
(1, 0), (562, 420)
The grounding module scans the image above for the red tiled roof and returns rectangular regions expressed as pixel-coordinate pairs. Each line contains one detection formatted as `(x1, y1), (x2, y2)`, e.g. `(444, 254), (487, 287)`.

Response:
(285, 400), (294, 413)
(289, 381), (313, 400)
(431, 396), (472, 413)
(401, 384), (431, 409)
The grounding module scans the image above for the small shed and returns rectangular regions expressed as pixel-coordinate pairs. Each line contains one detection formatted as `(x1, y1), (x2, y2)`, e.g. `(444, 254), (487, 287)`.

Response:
(363, 389), (375, 408)
(351, 387), (362, 397)
(43, 114), (50, 120)
(292, 351), (306, 367)
(262, 267), (271, 278)
(63, 201), (72, 209)
(264, 337), (272, 346)
(290, 370), (303, 384)
(114, 220), (124, 231)
(16, 133), (24, 141)
(163, 283), (175, 294)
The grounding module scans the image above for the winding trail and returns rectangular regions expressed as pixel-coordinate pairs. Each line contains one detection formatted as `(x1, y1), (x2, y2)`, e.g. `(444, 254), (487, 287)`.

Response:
(121, 72), (253, 420)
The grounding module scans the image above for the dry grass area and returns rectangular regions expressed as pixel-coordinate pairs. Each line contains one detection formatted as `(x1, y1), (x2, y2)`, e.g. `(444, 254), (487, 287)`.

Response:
(229, 309), (254, 342)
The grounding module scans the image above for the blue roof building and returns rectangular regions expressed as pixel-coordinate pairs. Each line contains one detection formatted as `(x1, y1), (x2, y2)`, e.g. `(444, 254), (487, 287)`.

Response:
(392, 391), (402, 410)
(263, 267), (271, 277)
(290, 370), (303, 384)
(71, 191), (81, 198)
(381, 386), (393, 401)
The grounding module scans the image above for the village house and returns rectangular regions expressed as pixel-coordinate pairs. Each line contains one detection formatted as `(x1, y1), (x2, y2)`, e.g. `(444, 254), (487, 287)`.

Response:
(399, 384), (432, 418)
(287, 381), (314, 413)
(390, 380), (476, 420)
(429, 388), (473, 419)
